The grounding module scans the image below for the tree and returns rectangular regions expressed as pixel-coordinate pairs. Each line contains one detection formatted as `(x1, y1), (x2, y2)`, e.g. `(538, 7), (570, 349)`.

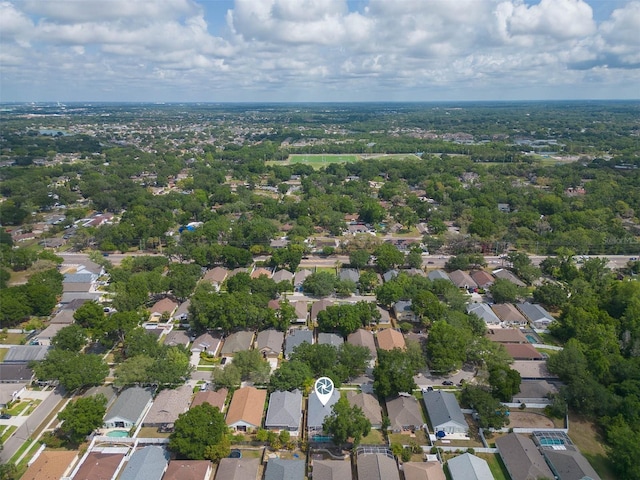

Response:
(358, 270), (379, 293)
(373, 348), (417, 398)
(506, 252), (540, 285)
(317, 304), (361, 336)
(349, 250), (370, 269)
(57, 394), (107, 444)
(488, 364), (521, 402)
(462, 386), (510, 429)
(374, 243), (404, 272)
(269, 361), (313, 392)
(489, 278), (522, 304)
(169, 403), (228, 460)
(51, 324), (87, 352)
(323, 396), (371, 446)
(213, 363), (242, 390)
(411, 290), (445, 327)
(32, 350), (108, 391)
(426, 321), (470, 374)
(73, 301), (105, 329)
(606, 416), (640, 480)
(533, 282), (567, 309)
(302, 271), (336, 297)
(114, 355), (155, 387)
(231, 349), (271, 385)
(335, 343), (371, 382)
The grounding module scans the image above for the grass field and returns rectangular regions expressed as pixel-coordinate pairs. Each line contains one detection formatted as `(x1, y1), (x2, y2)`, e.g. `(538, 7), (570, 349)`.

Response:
(568, 413), (616, 480)
(288, 154), (359, 166)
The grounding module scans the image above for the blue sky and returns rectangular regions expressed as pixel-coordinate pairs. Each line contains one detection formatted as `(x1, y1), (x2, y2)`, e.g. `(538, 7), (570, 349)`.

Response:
(1, 0), (638, 102)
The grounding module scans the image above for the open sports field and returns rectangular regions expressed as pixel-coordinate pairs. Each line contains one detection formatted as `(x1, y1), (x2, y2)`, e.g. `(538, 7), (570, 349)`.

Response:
(287, 154), (359, 165)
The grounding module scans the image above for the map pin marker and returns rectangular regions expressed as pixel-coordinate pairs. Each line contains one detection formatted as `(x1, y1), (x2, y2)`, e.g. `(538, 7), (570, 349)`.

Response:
(314, 377), (334, 406)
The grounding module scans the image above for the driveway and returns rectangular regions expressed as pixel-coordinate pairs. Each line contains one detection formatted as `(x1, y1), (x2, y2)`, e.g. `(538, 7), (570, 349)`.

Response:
(414, 364), (477, 389)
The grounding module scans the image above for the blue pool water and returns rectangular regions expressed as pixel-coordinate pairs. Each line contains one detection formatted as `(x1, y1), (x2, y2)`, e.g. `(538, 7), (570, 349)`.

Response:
(539, 438), (564, 446)
(526, 335), (537, 343)
(106, 430), (129, 438)
(311, 435), (333, 443)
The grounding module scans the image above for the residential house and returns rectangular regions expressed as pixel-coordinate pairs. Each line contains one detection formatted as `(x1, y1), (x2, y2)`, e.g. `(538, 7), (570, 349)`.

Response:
(317, 332), (344, 347)
(264, 459), (305, 480)
(383, 269), (399, 283)
(512, 380), (558, 404)
(293, 269), (312, 288)
(427, 270), (452, 283)
(511, 361), (558, 381)
(191, 389), (228, 412)
(191, 332), (223, 356)
(486, 328), (528, 344)
(142, 384), (192, 429)
(202, 267), (229, 291)
(393, 300), (416, 323)
(423, 391), (468, 435)
(307, 388), (340, 436)
(60, 291), (101, 304)
(403, 462), (446, 480)
(491, 304), (528, 326)
(119, 446), (169, 480)
(492, 269), (526, 287)
(250, 267), (272, 279)
(346, 391), (382, 428)
(255, 329), (284, 358)
(163, 330), (191, 347)
(347, 329), (377, 364)
(264, 390), (303, 437)
(495, 433), (554, 480)
(4, 345), (50, 363)
(470, 270), (494, 289)
(448, 270), (478, 290)
(376, 306), (391, 325)
(291, 301), (308, 324)
(310, 299), (334, 324)
(541, 449), (602, 480)
(386, 394), (425, 433)
(173, 299), (191, 323)
(225, 387), (267, 432)
(149, 298), (178, 318)
(50, 308), (76, 324)
(164, 460), (212, 480)
(376, 329), (406, 351)
(311, 459), (353, 480)
(270, 239), (290, 249)
(0, 364), (33, 384)
(447, 453), (494, 480)
(215, 458), (260, 480)
(356, 452), (400, 480)
(72, 451), (125, 480)
(21, 450), (77, 480)
(284, 329), (313, 358)
(503, 344), (544, 361)
(228, 267), (248, 279)
(467, 303), (501, 326)
(339, 268), (360, 283)
(221, 331), (255, 357)
(272, 269), (294, 284)
(103, 386), (154, 429)
(34, 323), (68, 346)
(0, 383), (26, 409)
(405, 268), (426, 277)
(517, 303), (555, 329)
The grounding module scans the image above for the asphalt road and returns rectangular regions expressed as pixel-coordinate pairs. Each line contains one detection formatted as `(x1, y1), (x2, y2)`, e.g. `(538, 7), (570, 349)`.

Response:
(0, 387), (65, 465)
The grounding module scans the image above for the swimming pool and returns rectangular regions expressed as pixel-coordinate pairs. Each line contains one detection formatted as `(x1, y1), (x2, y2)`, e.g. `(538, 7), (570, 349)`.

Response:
(106, 430), (129, 438)
(526, 334), (538, 343)
(539, 437), (564, 446)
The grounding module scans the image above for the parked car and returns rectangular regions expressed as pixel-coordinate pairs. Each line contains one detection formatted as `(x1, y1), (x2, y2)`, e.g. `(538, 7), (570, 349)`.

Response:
(0, 413), (11, 419)
(442, 380), (454, 386)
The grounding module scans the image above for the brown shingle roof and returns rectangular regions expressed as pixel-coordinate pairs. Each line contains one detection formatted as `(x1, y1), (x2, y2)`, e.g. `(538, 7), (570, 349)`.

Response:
(225, 387), (267, 429)
(150, 298), (178, 315)
(376, 329), (406, 351)
(164, 460), (212, 480)
(191, 388), (228, 411)
(202, 266), (229, 284)
(491, 304), (528, 324)
(403, 462), (446, 480)
(21, 450), (78, 480)
(73, 452), (124, 480)
(503, 343), (544, 360)
(485, 328), (528, 343)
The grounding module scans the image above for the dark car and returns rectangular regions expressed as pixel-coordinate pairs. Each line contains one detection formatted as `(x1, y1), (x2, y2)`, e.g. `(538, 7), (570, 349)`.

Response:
(0, 413), (11, 419)
(442, 380), (454, 386)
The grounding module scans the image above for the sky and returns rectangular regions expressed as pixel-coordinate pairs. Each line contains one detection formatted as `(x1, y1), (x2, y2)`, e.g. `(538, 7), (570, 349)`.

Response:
(0, 0), (639, 103)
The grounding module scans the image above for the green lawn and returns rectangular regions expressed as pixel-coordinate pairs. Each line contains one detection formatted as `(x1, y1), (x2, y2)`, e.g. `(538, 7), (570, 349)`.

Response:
(1, 425), (17, 443)
(360, 429), (385, 445)
(288, 154), (359, 166)
(0, 333), (26, 345)
(476, 453), (510, 480)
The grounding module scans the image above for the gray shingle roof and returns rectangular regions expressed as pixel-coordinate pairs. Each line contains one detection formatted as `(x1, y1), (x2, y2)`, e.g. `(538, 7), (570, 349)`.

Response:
(517, 302), (554, 324)
(256, 329), (285, 356)
(307, 389), (340, 431)
(215, 458), (260, 480)
(265, 390), (303, 431)
(317, 333), (344, 347)
(119, 446), (169, 480)
(221, 331), (254, 355)
(427, 270), (452, 282)
(104, 386), (153, 425)
(357, 453), (400, 480)
(495, 433), (554, 480)
(4, 345), (50, 363)
(467, 303), (501, 325)
(285, 329), (313, 358)
(312, 459), (353, 480)
(264, 459), (305, 480)
(422, 391), (467, 432)
(386, 395), (424, 431)
(447, 453), (494, 480)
